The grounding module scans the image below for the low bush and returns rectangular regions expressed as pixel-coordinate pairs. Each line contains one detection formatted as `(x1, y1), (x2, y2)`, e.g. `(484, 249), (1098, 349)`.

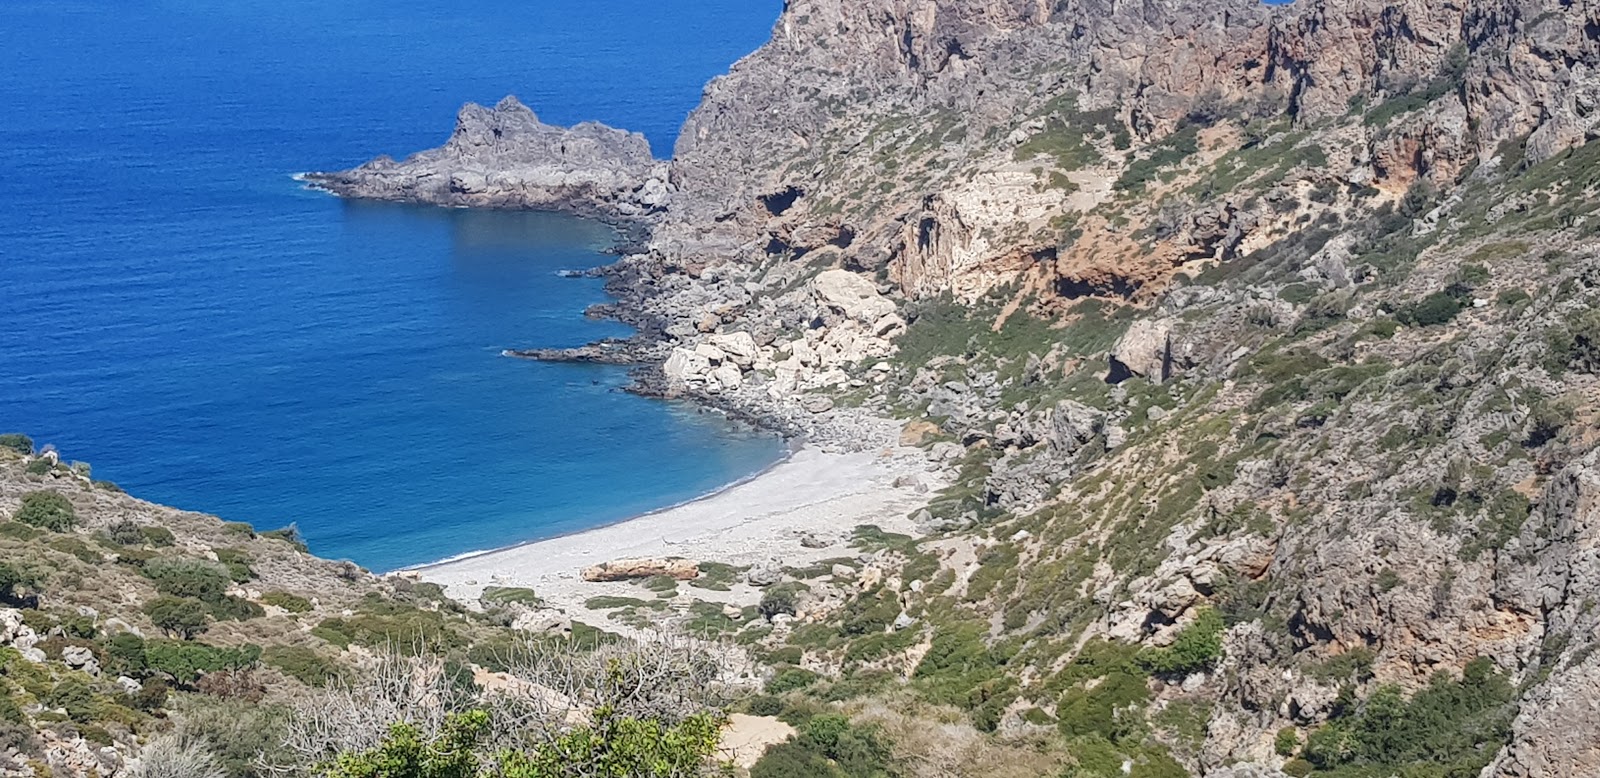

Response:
(0, 434), (33, 455)
(1301, 657), (1515, 775)
(0, 562), (41, 604)
(261, 590), (314, 614)
(143, 596), (211, 640)
(767, 667), (819, 694)
(758, 584), (802, 620)
(142, 557), (232, 602)
(106, 520), (144, 546)
(263, 645), (344, 687)
(14, 491), (76, 532)
(750, 712), (896, 778)
(141, 526), (176, 547)
(480, 586), (542, 607)
(1139, 609), (1225, 676)
(211, 548), (255, 583)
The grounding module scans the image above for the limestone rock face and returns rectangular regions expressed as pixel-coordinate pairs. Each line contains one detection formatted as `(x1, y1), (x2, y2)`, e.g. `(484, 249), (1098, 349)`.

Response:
(1488, 450), (1600, 777)
(580, 557), (699, 582)
(304, 96), (669, 224)
(812, 270), (896, 323)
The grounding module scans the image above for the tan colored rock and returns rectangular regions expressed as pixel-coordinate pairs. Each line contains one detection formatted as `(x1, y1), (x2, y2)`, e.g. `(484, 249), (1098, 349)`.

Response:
(1109, 318), (1173, 383)
(813, 269), (896, 322)
(580, 558), (700, 582)
(900, 420), (941, 446)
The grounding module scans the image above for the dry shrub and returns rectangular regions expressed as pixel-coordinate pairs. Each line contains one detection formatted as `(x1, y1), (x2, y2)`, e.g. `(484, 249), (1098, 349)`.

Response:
(129, 735), (227, 778)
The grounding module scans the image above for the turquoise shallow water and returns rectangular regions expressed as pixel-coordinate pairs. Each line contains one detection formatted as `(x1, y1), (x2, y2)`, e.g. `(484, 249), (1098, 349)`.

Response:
(0, 0), (785, 571)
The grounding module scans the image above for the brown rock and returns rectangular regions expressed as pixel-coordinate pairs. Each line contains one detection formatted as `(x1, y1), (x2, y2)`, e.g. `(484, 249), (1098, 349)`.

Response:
(580, 558), (700, 582)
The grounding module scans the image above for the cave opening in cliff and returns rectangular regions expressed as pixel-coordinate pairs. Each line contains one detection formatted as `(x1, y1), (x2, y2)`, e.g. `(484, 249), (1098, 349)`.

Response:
(760, 186), (803, 216)
(1055, 274), (1139, 301)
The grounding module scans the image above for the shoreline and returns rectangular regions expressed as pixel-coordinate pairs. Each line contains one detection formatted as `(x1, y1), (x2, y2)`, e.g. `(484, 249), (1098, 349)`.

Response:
(417, 443), (940, 619)
(408, 433), (805, 572)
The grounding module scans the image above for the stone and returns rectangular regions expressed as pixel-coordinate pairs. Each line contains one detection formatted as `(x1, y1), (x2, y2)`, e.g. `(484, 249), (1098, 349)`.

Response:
(580, 558), (699, 582)
(710, 363), (744, 391)
(813, 269), (896, 322)
(1109, 318), (1173, 383)
(708, 331), (759, 366)
(801, 396), (835, 414)
(694, 342), (729, 364)
(663, 347), (711, 385)
(799, 534), (830, 549)
(830, 564), (856, 579)
(116, 676), (143, 694)
(745, 562), (783, 587)
(893, 611), (917, 631)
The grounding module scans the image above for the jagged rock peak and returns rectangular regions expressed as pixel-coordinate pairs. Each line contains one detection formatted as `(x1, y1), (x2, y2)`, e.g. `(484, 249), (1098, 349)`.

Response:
(303, 94), (670, 225)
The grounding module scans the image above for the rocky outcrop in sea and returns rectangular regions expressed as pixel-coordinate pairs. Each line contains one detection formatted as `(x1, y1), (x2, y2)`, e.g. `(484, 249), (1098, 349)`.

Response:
(302, 95), (671, 231)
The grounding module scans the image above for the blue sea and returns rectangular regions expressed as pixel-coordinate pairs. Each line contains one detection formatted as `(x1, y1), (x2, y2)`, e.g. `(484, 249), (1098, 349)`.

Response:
(0, 0), (785, 571)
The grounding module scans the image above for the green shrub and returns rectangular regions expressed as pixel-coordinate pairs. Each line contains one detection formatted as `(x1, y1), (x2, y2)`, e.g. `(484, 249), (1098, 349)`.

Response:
(0, 522), (43, 542)
(750, 712), (895, 778)
(1054, 641), (1151, 740)
(1139, 609), (1225, 676)
(142, 557), (232, 602)
(1397, 289), (1468, 327)
(105, 520), (144, 546)
(767, 668), (819, 694)
(263, 645), (343, 687)
(0, 562), (41, 603)
(207, 595), (265, 622)
(143, 640), (261, 684)
(1275, 726), (1300, 756)
(260, 525), (308, 552)
(0, 434), (33, 455)
(222, 521), (255, 538)
(261, 590), (314, 614)
(140, 526), (176, 547)
(14, 491), (76, 532)
(212, 548), (255, 583)
(746, 695), (785, 717)
(311, 600), (463, 653)
(23, 459), (54, 476)
(1546, 309), (1600, 374)
(759, 584), (802, 619)
(143, 596), (211, 639)
(481, 586), (542, 607)
(1301, 657), (1514, 775)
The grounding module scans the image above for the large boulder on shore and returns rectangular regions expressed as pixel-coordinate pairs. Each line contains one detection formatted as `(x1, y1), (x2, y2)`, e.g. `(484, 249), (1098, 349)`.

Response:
(580, 558), (700, 582)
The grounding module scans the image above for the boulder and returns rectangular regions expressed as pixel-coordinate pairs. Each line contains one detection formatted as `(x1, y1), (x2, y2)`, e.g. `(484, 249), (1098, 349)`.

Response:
(663, 347), (712, 385)
(580, 558), (699, 582)
(813, 270), (896, 323)
(710, 363), (744, 391)
(746, 562), (784, 587)
(708, 331), (759, 366)
(1109, 318), (1173, 383)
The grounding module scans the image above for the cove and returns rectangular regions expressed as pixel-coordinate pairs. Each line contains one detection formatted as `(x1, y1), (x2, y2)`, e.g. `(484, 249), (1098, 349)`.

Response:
(0, 0), (785, 571)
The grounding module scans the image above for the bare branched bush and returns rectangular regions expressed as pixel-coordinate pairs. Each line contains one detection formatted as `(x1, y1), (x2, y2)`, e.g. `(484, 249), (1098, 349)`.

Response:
(478, 631), (752, 751)
(276, 644), (476, 772)
(130, 735), (227, 778)
(273, 632), (753, 774)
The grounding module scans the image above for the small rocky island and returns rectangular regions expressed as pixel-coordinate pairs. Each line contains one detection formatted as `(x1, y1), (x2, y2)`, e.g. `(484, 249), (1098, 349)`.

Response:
(302, 95), (671, 229)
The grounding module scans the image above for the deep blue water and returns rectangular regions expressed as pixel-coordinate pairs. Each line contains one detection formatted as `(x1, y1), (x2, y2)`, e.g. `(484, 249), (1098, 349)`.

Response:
(0, 0), (784, 571)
